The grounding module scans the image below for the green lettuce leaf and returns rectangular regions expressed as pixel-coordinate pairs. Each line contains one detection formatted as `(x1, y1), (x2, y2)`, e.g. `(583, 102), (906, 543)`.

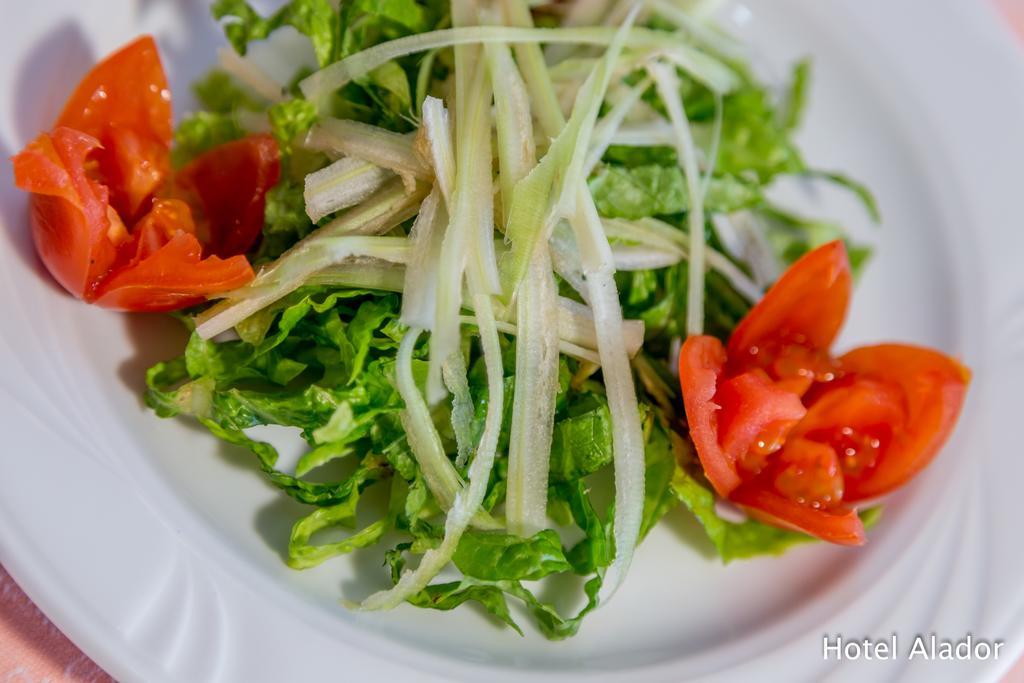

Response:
(640, 418), (677, 539)
(782, 58), (811, 132)
(407, 575), (604, 640)
(453, 530), (572, 581)
(549, 395), (613, 481)
(257, 180), (317, 262)
(804, 169), (882, 224)
(145, 290), (409, 507)
(670, 465), (815, 562)
(213, 0), (340, 67)
(193, 69), (262, 114)
(268, 98), (319, 151)
(715, 85), (806, 182)
(757, 205), (873, 274)
(288, 486), (389, 569)
(588, 165), (762, 219)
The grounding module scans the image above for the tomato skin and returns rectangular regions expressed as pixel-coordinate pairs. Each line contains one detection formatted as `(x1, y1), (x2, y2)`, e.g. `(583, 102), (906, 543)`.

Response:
(731, 485), (866, 546)
(13, 128), (117, 300)
(56, 35), (172, 223)
(678, 241), (969, 546)
(176, 135), (281, 258)
(678, 335), (742, 497)
(56, 35), (172, 146)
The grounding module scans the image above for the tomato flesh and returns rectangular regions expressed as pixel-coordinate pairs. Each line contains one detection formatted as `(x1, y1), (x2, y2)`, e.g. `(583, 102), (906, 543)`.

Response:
(94, 201), (253, 312)
(176, 135), (281, 258)
(715, 369), (805, 476)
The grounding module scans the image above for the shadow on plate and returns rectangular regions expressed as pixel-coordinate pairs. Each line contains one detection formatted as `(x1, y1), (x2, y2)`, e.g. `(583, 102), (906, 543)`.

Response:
(661, 505), (719, 561)
(0, 142), (61, 292)
(134, 0), (225, 111)
(10, 20), (93, 146)
(116, 314), (191, 401)
(1, 21), (95, 285)
(2, 22), (88, 288)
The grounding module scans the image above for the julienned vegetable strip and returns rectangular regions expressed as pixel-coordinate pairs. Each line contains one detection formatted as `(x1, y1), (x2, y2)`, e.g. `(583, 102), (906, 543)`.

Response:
(308, 259), (645, 359)
(417, 97), (456, 206)
(648, 61), (707, 336)
(555, 5), (642, 219)
(584, 77), (652, 175)
(555, 6), (647, 606)
(394, 328), (501, 529)
(498, 0), (566, 139)
(195, 181), (426, 339)
(299, 25), (717, 103)
(303, 157), (391, 223)
(358, 2), (511, 609)
(569, 185), (646, 605)
(506, 243), (560, 535)
(499, 5), (639, 300)
(395, 328), (465, 511)
(488, 38), (560, 537)
(606, 217), (763, 302)
(399, 186), (447, 330)
(195, 235), (411, 338)
(358, 270), (506, 609)
(306, 118), (430, 191)
(486, 41), (537, 213)
(429, 49), (494, 404)
(649, 0), (746, 60)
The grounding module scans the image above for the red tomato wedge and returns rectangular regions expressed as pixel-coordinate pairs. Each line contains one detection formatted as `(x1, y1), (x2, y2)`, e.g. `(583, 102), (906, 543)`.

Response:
(56, 36), (172, 221)
(678, 336), (806, 498)
(678, 241), (969, 546)
(836, 345), (971, 501)
(10, 35), (280, 312)
(729, 240), (851, 358)
(12, 127), (118, 299)
(679, 336), (742, 497)
(176, 135), (281, 258)
(727, 240), (850, 396)
(55, 36), (172, 145)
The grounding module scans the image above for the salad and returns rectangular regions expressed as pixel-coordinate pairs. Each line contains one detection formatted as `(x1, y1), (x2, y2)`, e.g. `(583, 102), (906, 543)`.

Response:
(10, 0), (969, 639)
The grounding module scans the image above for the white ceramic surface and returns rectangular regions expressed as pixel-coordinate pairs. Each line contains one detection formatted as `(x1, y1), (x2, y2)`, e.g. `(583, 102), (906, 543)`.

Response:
(1, 1), (1022, 681)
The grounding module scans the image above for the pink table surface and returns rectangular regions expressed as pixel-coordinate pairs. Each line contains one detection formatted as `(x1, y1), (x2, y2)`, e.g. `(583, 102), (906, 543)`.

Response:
(1, 559), (1022, 682)
(0, 566), (113, 683)
(5, 1), (1024, 682)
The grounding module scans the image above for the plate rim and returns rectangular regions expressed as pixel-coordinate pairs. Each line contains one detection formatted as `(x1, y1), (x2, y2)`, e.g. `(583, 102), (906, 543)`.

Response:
(1, 1), (1022, 681)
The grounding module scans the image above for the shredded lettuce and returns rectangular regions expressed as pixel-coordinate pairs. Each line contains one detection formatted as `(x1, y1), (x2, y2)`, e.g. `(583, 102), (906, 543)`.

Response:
(213, 0), (340, 68)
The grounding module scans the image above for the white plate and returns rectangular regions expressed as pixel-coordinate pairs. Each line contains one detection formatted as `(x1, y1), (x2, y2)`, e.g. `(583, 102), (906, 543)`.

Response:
(1, 1), (1022, 681)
